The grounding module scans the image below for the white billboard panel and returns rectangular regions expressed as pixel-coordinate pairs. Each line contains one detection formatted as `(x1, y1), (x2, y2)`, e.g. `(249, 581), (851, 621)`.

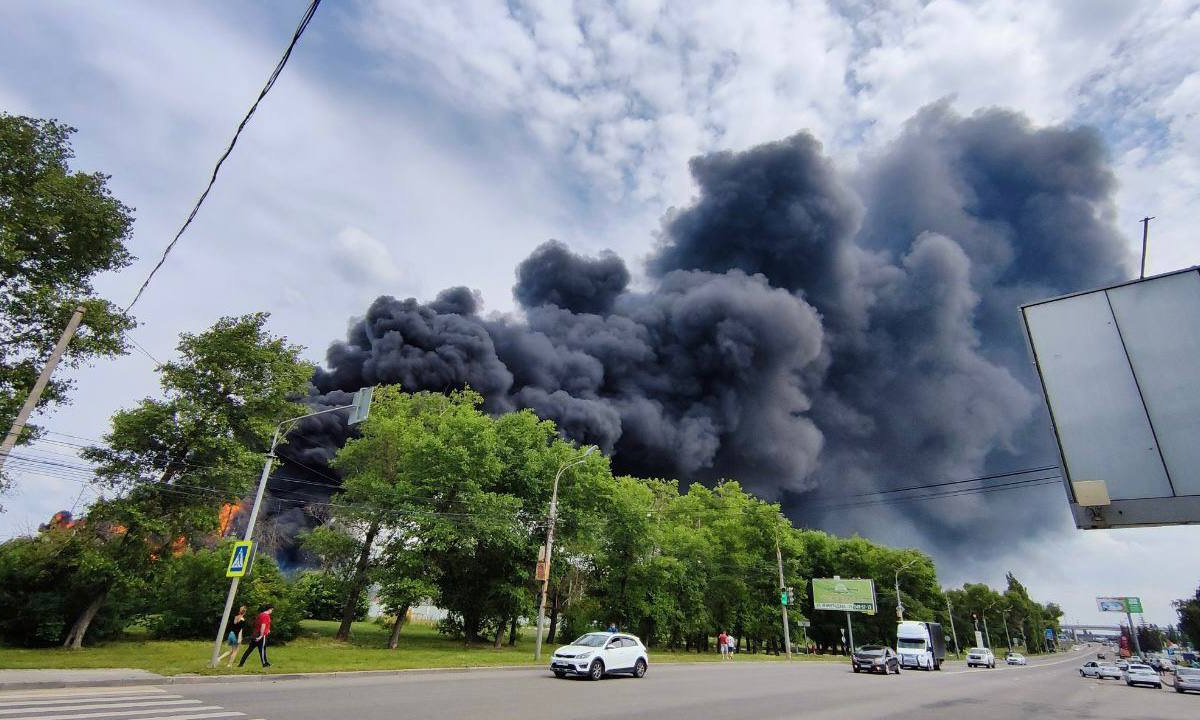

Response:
(1021, 268), (1200, 529)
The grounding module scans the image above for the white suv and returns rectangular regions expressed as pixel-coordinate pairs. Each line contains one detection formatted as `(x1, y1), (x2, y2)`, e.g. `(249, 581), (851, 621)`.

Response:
(550, 632), (649, 680)
(967, 647), (996, 668)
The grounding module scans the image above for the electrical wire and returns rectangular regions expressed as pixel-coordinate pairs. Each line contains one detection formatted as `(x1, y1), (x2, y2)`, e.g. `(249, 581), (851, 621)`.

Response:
(123, 0), (323, 312)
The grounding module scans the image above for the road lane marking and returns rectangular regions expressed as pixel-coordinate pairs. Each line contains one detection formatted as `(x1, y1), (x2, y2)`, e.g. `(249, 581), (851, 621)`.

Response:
(0, 699), (186, 712)
(127, 714), (243, 720)
(0, 697), (177, 709)
(942, 649), (1090, 675)
(8, 705), (221, 720)
(0, 701), (201, 715)
(0, 692), (167, 703)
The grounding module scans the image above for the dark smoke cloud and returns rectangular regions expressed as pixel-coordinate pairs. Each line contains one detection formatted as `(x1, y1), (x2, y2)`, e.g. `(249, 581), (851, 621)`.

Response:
(281, 103), (1130, 558)
(514, 239), (630, 314)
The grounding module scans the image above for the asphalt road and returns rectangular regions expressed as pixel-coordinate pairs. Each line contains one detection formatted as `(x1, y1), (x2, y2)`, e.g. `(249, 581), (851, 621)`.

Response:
(2, 647), (1194, 720)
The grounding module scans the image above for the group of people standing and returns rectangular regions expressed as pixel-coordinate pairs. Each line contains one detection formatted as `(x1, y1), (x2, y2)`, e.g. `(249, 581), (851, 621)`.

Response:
(215, 604), (275, 668)
(717, 630), (737, 659)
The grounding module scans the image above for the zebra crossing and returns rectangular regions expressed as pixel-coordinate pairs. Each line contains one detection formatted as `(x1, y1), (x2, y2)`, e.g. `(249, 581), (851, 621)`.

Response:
(0, 688), (264, 720)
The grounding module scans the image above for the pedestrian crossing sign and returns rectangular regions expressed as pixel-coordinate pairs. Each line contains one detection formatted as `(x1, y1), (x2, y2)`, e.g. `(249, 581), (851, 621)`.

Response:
(226, 541), (253, 577)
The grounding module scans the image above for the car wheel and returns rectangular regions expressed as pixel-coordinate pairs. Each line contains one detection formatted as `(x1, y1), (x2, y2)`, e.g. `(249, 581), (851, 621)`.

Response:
(853, 667), (860, 673)
(894, 664), (901, 675)
(1080, 670), (1085, 677)
(634, 659), (647, 678)
(588, 660), (604, 681)
(1176, 686), (1183, 693)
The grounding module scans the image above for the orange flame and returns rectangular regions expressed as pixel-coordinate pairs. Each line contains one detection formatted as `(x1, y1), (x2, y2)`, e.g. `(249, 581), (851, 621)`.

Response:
(217, 502), (241, 537)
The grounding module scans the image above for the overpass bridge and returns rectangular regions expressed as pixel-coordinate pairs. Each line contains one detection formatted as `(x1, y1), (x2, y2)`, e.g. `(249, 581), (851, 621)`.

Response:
(1061, 624), (1122, 641)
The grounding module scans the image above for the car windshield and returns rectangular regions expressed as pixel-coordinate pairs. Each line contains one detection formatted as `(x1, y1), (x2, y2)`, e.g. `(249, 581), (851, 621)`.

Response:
(570, 633), (611, 647)
(969, 648), (987, 654)
(1128, 664), (1151, 671)
(856, 646), (885, 656)
(1177, 668), (1200, 677)
(897, 639), (925, 648)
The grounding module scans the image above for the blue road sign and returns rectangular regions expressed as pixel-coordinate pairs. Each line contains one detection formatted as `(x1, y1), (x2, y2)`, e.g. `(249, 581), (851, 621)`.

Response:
(226, 541), (253, 577)
(1044, 628), (1055, 641)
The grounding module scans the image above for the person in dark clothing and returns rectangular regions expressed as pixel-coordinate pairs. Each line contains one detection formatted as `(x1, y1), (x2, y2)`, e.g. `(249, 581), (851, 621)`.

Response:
(216, 606), (247, 667)
(238, 604), (274, 668)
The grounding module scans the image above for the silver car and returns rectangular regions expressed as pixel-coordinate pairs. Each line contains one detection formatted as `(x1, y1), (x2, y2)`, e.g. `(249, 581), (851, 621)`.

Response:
(1175, 667), (1200, 694)
(1124, 663), (1162, 689)
(1080, 661), (1122, 680)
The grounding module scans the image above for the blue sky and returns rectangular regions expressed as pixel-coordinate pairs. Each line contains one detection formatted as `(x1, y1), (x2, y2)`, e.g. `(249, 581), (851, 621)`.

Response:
(2, 0), (1198, 627)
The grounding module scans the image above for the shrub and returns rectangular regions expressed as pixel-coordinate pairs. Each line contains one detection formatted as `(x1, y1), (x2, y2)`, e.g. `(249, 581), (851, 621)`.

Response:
(292, 571), (367, 621)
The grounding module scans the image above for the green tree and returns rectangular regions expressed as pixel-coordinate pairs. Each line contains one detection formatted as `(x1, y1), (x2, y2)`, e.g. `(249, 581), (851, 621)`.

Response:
(0, 114), (136, 467)
(292, 570), (367, 622)
(1177, 583), (1200, 650)
(58, 313), (311, 647)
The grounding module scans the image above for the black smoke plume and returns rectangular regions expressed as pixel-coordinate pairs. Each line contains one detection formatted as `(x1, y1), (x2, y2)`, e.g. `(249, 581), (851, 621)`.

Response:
(273, 103), (1131, 560)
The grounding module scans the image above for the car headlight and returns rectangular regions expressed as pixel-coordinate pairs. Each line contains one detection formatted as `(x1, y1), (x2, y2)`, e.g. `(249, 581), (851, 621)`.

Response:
(575, 651), (592, 660)
(873, 659), (883, 665)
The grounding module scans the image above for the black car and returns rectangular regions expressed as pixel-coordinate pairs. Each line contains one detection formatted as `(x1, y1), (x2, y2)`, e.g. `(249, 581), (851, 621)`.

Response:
(852, 645), (901, 675)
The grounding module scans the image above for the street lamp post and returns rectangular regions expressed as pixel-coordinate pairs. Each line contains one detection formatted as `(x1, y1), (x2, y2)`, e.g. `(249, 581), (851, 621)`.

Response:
(209, 389), (373, 668)
(980, 601), (997, 650)
(1002, 611), (1013, 651)
(534, 445), (596, 662)
(894, 558), (919, 621)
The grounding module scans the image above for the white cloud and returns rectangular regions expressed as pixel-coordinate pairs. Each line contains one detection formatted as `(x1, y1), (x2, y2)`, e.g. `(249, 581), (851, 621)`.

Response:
(331, 226), (407, 287)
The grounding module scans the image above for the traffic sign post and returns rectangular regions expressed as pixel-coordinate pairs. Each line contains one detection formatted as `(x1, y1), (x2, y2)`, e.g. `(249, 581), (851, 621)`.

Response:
(209, 388), (375, 668)
(226, 541), (253, 577)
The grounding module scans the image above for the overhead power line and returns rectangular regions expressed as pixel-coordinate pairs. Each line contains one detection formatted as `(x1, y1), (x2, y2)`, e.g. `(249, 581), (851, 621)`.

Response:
(123, 0), (324, 312)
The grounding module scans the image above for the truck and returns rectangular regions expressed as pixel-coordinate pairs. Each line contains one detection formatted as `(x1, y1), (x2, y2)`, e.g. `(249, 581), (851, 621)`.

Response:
(896, 620), (946, 670)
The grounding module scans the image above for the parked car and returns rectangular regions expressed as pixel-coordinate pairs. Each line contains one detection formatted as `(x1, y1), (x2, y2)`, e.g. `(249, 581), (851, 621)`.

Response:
(1174, 667), (1200, 694)
(967, 647), (996, 668)
(550, 632), (648, 680)
(1096, 651), (1107, 659)
(1080, 661), (1122, 679)
(852, 645), (901, 675)
(1115, 659), (1129, 670)
(1006, 652), (1027, 666)
(1124, 663), (1163, 689)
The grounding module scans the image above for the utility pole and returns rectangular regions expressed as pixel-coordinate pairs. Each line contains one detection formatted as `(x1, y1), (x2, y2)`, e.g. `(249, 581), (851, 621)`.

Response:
(946, 598), (959, 657)
(0, 306), (86, 473)
(1003, 612), (1012, 651)
(894, 557), (917, 621)
(1139, 216), (1154, 279)
(776, 533), (792, 660)
(982, 612), (992, 649)
(210, 388), (373, 668)
(535, 446), (595, 662)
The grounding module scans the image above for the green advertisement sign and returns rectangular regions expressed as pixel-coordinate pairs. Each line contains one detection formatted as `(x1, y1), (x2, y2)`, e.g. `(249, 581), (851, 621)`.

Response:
(1124, 597), (1143, 614)
(812, 578), (876, 613)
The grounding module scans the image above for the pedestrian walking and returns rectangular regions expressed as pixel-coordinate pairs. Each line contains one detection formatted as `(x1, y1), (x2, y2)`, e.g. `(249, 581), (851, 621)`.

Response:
(718, 630), (730, 660)
(727, 633), (736, 657)
(238, 604), (274, 668)
(215, 606), (247, 667)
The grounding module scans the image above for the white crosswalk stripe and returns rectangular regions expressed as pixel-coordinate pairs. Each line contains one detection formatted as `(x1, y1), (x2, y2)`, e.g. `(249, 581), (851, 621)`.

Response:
(0, 690), (249, 720)
(0, 700), (202, 715)
(0, 696), (180, 709)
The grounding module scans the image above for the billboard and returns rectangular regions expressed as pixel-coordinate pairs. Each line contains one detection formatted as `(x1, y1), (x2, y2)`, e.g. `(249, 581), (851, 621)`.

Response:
(812, 578), (876, 613)
(1096, 596), (1143, 613)
(1021, 268), (1200, 529)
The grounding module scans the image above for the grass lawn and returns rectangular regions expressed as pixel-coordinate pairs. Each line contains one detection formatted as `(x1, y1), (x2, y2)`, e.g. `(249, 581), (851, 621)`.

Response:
(0, 621), (838, 677)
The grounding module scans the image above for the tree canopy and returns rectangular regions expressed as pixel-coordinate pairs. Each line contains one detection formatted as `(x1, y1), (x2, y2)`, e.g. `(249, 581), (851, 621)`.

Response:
(0, 114), (136, 460)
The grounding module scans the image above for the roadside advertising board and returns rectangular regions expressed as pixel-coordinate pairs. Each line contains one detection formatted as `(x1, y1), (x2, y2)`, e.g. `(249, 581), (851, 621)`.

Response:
(812, 578), (876, 613)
